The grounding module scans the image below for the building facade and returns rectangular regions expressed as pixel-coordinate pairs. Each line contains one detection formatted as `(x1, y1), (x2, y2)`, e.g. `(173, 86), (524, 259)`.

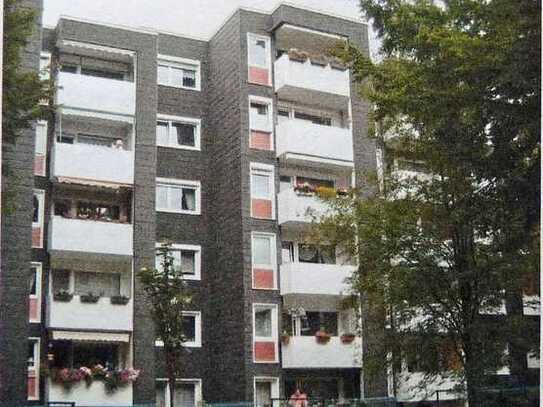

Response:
(0, 2), (538, 407)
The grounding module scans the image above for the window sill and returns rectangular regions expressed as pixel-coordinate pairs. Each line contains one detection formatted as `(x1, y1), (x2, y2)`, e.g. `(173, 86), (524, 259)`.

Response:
(157, 143), (201, 152)
(156, 208), (201, 216)
(158, 83), (201, 92)
(155, 340), (201, 348)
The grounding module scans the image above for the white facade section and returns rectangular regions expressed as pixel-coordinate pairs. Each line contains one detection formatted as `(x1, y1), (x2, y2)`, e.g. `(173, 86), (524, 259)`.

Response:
(47, 379), (132, 406)
(47, 295), (133, 331)
(49, 216), (133, 256)
(52, 142), (134, 184)
(281, 336), (361, 368)
(277, 189), (329, 225)
(57, 72), (135, 116)
(280, 263), (354, 295)
(274, 54), (350, 97)
(276, 119), (353, 164)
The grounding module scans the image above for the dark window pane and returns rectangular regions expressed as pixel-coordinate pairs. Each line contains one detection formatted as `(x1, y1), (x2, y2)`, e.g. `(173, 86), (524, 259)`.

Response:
(183, 315), (196, 342)
(182, 69), (196, 88)
(181, 188), (196, 211)
(33, 196), (39, 223)
(80, 67), (124, 80)
(52, 269), (70, 293)
(73, 343), (118, 369)
(173, 122), (195, 147)
(294, 111), (331, 126)
(60, 64), (77, 73)
(29, 268), (37, 295)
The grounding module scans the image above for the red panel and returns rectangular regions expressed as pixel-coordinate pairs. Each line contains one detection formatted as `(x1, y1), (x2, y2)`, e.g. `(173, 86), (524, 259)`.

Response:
(34, 155), (45, 176)
(254, 341), (276, 362)
(252, 199), (272, 219)
(29, 298), (38, 321)
(253, 268), (274, 289)
(31, 227), (41, 248)
(250, 131), (272, 151)
(27, 373), (37, 399)
(249, 66), (269, 86)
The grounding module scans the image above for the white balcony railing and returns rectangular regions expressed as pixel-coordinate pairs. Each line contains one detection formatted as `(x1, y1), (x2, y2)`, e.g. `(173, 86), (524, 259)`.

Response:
(47, 378), (133, 406)
(280, 262), (355, 296)
(57, 72), (135, 116)
(276, 119), (353, 164)
(49, 216), (133, 257)
(274, 54), (350, 98)
(281, 336), (361, 369)
(278, 189), (329, 226)
(52, 142), (134, 184)
(47, 295), (133, 331)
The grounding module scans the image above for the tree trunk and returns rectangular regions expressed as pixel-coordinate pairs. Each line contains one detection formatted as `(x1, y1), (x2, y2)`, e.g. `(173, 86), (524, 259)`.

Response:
(166, 350), (177, 407)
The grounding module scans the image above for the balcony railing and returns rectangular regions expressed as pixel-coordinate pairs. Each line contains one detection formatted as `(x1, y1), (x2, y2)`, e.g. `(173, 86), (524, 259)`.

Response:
(47, 294), (132, 331)
(277, 189), (329, 226)
(52, 142), (134, 185)
(47, 378), (133, 406)
(48, 216), (133, 257)
(57, 71), (135, 117)
(281, 336), (361, 368)
(274, 54), (350, 99)
(280, 262), (355, 296)
(276, 119), (353, 165)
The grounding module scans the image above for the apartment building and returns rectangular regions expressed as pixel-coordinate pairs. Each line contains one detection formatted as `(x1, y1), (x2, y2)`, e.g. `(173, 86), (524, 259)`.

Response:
(0, 2), (380, 406)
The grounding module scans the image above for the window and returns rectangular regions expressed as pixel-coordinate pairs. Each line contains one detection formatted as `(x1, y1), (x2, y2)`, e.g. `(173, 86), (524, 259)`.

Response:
(157, 55), (201, 91)
(249, 97), (273, 132)
(52, 269), (70, 294)
(250, 164), (274, 219)
(255, 308), (272, 337)
(294, 111), (332, 126)
(156, 379), (202, 407)
(254, 378), (279, 407)
(74, 272), (121, 297)
(300, 312), (338, 336)
(295, 177), (334, 191)
(157, 116), (201, 150)
(253, 304), (278, 363)
(57, 133), (75, 144)
(32, 190), (45, 248)
(77, 201), (120, 221)
(156, 311), (201, 347)
(35, 121), (47, 155)
(156, 178), (201, 215)
(298, 244), (336, 264)
(248, 34), (270, 69)
(28, 339), (39, 368)
(252, 233), (277, 290)
(155, 243), (201, 281)
(39, 52), (51, 81)
(28, 338), (40, 400)
(81, 67), (124, 80)
(29, 263), (42, 323)
(73, 342), (119, 369)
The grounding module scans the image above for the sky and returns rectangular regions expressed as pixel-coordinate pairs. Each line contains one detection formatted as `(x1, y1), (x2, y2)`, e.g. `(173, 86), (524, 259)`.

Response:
(43, 0), (379, 57)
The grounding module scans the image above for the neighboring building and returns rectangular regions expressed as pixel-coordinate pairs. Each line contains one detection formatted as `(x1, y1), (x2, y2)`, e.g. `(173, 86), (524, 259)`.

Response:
(0, 3), (378, 406)
(0, 2), (538, 407)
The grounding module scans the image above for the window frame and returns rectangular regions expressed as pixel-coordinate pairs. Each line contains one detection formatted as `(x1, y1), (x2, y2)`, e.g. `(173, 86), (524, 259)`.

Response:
(33, 190), (45, 228)
(252, 303), (278, 363)
(247, 33), (271, 77)
(27, 337), (40, 401)
(155, 311), (202, 348)
(35, 120), (48, 156)
(249, 95), (274, 139)
(157, 54), (201, 91)
(251, 232), (277, 290)
(250, 163), (275, 220)
(155, 243), (202, 281)
(29, 262), (42, 323)
(156, 378), (202, 407)
(156, 114), (201, 151)
(254, 377), (279, 407)
(156, 178), (201, 215)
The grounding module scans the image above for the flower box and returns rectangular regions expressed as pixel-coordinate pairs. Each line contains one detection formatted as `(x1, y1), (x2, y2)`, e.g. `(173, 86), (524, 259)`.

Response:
(281, 334), (291, 345)
(340, 334), (356, 344)
(110, 295), (130, 305)
(53, 290), (73, 302)
(315, 330), (331, 344)
(288, 48), (309, 63)
(80, 293), (100, 303)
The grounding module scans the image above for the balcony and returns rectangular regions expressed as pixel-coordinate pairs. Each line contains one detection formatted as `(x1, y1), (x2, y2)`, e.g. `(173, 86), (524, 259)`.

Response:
(52, 142), (134, 185)
(281, 336), (361, 369)
(276, 119), (353, 168)
(48, 216), (133, 257)
(280, 262), (355, 296)
(274, 54), (350, 110)
(57, 71), (135, 117)
(278, 189), (329, 228)
(47, 295), (132, 331)
(47, 378), (132, 406)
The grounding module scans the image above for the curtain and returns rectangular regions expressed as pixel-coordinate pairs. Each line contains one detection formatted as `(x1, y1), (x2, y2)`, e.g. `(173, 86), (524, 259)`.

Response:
(255, 309), (272, 337)
(181, 188), (196, 211)
(253, 237), (271, 265)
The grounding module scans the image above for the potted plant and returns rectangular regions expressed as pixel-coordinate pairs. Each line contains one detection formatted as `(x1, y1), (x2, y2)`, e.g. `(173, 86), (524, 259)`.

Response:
(53, 289), (73, 302)
(288, 48), (309, 63)
(309, 53), (328, 67)
(281, 331), (291, 345)
(80, 292), (100, 303)
(340, 333), (356, 344)
(315, 329), (331, 344)
(110, 295), (130, 305)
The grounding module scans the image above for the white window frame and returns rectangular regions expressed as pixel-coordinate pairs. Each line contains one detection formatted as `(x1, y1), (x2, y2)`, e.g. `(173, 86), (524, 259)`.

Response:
(250, 163), (275, 220)
(247, 33), (272, 84)
(155, 243), (201, 281)
(33, 190), (45, 228)
(254, 377), (280, 407)
(30, 262), (42, 323)
(155, 311), (201, 348)
(157, 114), (201, 151)
(157, 54), (201, 91)
(249, 95), (274, 134)
(252, 303), (278, 363)
(156, 378), (202, 407)
(35, 120), (47, 156)
(156, 178), (201, 215)
(27, 337), (40, 401)
(251, 232), (277, 290)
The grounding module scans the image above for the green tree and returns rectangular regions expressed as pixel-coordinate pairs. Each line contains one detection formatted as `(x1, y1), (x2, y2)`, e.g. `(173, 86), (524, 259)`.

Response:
(139, 243), (192, 407)
(314, 0), (540, 405)
(3, 0), (48, 144)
